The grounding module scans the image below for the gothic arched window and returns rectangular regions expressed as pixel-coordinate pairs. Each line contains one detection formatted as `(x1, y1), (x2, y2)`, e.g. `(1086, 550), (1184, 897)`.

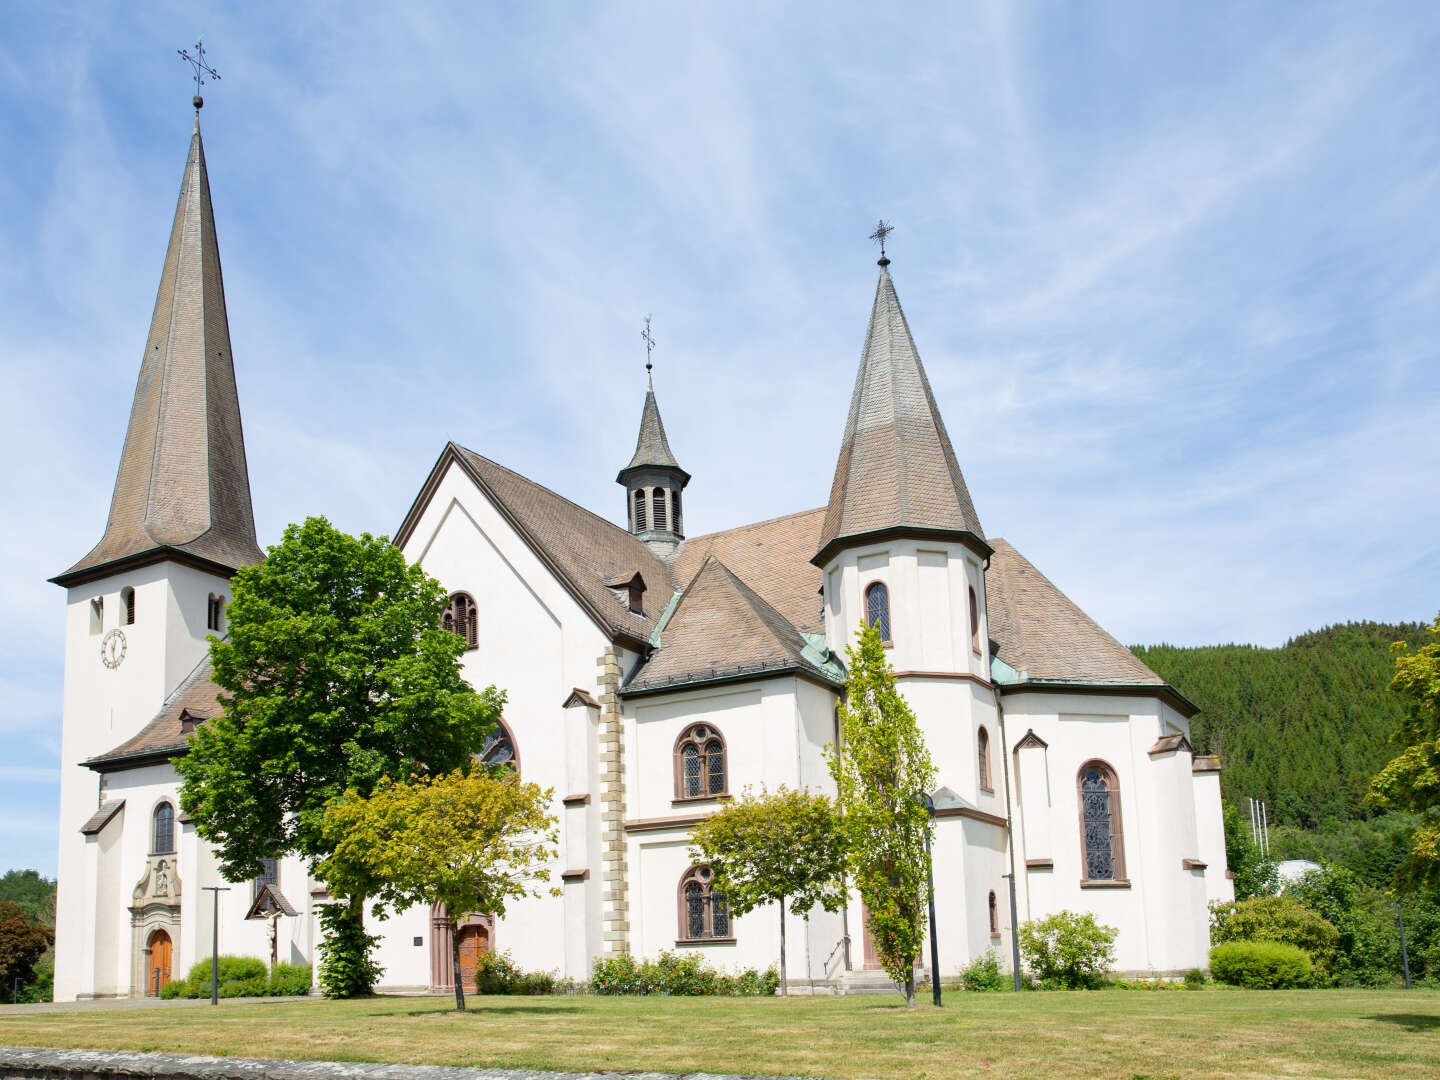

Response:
(442, 592), (478, 650)
(479, 718), (518, 774)
(988, 889), (999, 935)
(152, 802), (175, 855)
(978, 726), (992, 792)
(678, 864), (730, 941)
(865, 581), (892, 644)
(633, 489), (648, 531)
(675, 723), (727, 800)
(652, 487), (668, 532)
(969, 586), (981, 654)
(1078, 761), (1126, 882)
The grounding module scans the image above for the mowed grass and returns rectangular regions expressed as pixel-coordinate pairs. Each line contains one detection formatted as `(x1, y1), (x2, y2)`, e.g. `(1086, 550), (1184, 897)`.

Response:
(3, 989), (1438, 1080)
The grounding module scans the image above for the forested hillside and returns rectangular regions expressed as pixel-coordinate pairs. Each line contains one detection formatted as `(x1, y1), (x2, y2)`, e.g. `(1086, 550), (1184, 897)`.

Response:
(1132, 622), (1429, 828)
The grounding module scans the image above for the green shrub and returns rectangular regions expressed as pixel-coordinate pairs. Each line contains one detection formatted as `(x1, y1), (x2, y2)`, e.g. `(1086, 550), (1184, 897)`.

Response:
(958, 950), (1006, 992)
(183, 955), (266, 985)
(473, 950), (521, 995)
(1183, 968), (1207, 990)
(162, 957), (311, 999)
(1210, 895), (1339, 979)
(267, 962), (313, 996)
(1018, 911), (1118, 989)
(589, 951), (776, 996)
(317, 903), (382, 998)
(513, 970), (556, 995)
(1209, 940), (1313, 988)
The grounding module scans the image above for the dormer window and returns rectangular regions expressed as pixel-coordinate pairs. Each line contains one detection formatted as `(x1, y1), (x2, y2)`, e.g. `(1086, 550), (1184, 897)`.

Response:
(626, 573), (647, 616)
(122, 587), (136, 626)
(442, 592), (479, 651)
(179, 709), (206, 736)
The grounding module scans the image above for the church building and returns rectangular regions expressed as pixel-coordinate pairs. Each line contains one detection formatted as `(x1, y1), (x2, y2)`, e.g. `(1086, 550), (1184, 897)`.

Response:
(51, 113), (1231, 1000)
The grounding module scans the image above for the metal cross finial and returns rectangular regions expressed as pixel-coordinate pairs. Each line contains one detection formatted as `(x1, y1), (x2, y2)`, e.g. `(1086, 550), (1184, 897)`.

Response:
(178, 37), (220, 112)
(641, 314), (656, 378)
(869, 219), (895, 259)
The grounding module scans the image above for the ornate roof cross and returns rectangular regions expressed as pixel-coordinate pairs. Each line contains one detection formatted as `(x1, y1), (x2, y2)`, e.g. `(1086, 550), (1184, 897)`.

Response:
(642, 314), (656, 380)
(178, 37), (220, 111)
(869, 219), (895, 262)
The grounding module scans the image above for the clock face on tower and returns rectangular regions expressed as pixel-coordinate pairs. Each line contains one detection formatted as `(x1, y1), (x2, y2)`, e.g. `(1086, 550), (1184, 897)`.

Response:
(100, 628), (127, 669)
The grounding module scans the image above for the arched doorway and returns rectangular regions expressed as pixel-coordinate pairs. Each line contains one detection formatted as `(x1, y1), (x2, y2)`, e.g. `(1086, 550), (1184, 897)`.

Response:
(454, 923), (491, 990)
(146, 929), (172, 996)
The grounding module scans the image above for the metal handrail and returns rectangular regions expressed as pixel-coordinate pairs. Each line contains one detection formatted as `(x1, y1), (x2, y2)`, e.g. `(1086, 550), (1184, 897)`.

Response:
(823, 933), (851, 978)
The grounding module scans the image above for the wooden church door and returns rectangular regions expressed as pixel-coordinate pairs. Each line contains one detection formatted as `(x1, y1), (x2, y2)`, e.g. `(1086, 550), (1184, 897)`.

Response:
(455, 924), (490, 989)
(147, 930), (172, 996)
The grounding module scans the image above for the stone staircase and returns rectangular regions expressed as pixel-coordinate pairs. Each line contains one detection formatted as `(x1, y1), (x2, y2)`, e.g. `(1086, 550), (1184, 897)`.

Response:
(835, 968), (906, 995)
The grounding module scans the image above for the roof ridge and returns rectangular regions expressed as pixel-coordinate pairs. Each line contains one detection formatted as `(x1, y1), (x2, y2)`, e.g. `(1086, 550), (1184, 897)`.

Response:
(681, 505), (827, 545)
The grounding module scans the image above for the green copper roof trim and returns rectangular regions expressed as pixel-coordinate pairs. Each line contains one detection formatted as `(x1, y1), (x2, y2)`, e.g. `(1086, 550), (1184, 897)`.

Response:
(990, 655), (1021, 686)
(801, 632), (846, 680)
(648, 588), (685, 648)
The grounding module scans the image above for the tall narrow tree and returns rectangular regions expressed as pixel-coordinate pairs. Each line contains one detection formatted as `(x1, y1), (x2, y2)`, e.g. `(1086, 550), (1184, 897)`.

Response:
(688, 786), (847, 994)
(826, 622), (936, 1006)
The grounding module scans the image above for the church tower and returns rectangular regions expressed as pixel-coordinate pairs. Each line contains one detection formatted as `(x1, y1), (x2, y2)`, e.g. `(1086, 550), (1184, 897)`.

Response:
(51, 112), (262, 1000)
(617, 372), (690, 556)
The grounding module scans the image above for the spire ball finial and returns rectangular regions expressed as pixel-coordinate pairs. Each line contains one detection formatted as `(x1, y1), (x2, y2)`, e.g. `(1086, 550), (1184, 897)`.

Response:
(869, 219), (894, 266)
(178, 37), (220, 114)
(641, 313), (656, 383)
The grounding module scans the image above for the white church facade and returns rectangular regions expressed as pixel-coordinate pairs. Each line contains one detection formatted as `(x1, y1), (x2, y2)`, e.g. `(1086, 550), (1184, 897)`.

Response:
(51, 116), (1231, 1001)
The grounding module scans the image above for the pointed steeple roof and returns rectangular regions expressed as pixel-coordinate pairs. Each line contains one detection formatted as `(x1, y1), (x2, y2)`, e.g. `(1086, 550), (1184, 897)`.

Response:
(616, 380), (689, 486)
(53, 120), (262, 587)
(813, 260), (987, 567)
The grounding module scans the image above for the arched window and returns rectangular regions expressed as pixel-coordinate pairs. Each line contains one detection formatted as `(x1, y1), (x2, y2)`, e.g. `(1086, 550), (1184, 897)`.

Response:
(865, 581), (891, 643)
(672, 490), (683, 535)
(674, 723), (727, 800)
(652, 487), (668, 531)
(633, 489), (648, 531)
(122, 587), (136, 626)
(206, 593), (224, 632)
(678, 864), (730, 941)
(969, 586), (981, 654)
(479, 718), (518, 774)
(1078, 761), (1126, 882)
(977, 726), (992, 792)
(152, 802), (175, 855)
(988, 890), (999, 935)
(442, 592), (478, 650)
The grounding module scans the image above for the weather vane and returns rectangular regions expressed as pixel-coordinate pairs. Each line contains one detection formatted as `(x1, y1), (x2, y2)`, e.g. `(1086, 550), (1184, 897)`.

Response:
(178, 37), (220, 112)
(869, 219), (895, 260)
(641, 314), (656, 378)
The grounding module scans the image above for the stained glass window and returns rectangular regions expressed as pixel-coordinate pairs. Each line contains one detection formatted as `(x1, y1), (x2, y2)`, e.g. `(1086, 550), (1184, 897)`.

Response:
(480, 720), (518, 773)
(1079, 762), (1124, 881)
(152, 802), (175, 854)
(679, 865), (730, 940)
(675, 724), (726, 800)
(866, 582), (891, 643)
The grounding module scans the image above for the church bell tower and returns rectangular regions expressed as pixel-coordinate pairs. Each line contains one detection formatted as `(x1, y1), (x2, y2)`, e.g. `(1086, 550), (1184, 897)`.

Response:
(617, 319), (689, 556)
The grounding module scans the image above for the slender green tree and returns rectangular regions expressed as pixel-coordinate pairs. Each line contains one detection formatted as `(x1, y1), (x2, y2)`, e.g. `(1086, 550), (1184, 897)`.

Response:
(688, 785), (847, 995)
(1367, 612), (1440, 892)
(0, 899), (52, 996)
(177, 516), (504, 994)
(826, 622), (936, 1006)
(317, 768), (558, 1011)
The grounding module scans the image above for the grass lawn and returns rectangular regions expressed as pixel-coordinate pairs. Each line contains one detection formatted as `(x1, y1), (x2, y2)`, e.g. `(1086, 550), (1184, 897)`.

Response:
(3, 989), (1438, 1080)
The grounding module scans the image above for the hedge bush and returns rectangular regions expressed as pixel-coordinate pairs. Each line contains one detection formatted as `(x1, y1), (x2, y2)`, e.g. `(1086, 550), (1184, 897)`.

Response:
(1210, 895), (1339, 980)
(159, 958), (311, 998)
(467, 951), (558, 996)
(1017, 911), (1117, 989)
(590, 950), (778, 996)
(957, 950), (1006, 992)
(1209, 941), (1313, 988)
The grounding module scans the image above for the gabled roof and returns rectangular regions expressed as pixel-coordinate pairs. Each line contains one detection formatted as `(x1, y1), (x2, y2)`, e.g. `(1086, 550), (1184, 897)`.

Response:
(624, 556), (842, 696)
(395, 443), (672, 648)
(986, 538), (1170, 688)
(815, 262), (986, 566)
(54, 120), (262, 588)
(617, 382), (689, 485)
(84, 654), (220, 772)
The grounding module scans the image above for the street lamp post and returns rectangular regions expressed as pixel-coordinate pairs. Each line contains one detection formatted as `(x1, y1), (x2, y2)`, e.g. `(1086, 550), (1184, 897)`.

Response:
(201, 886), (231, 1005)
(918, 791), (941, 1007)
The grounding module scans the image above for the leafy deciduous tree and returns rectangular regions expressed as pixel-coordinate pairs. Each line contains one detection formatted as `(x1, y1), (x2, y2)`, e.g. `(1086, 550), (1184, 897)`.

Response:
(0, 899), (52, 996)
(688, 785), (847, 995)
(177, 516), (504, 994)
(826, 622), (935, 1006)
(1368, 613), (1440, 893)
(317, 768), (558, 1011)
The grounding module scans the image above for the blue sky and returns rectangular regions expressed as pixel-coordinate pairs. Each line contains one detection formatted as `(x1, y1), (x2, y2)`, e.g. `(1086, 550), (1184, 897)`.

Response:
(3, 3), (1438, 875)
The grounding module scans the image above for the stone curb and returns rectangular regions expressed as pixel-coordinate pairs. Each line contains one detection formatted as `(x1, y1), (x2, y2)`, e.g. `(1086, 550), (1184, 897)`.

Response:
(0, 1048), (861, 1080)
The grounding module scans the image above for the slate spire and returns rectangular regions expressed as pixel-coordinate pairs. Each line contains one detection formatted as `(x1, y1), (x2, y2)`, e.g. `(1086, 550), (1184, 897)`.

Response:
(53, 119), (263, 586)
(813, 258), (987, 567)
(617, 382), (688, 483)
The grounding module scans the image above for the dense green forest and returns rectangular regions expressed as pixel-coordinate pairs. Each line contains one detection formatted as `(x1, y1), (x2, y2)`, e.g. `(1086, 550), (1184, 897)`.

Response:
(1133, 622), (1429, 829)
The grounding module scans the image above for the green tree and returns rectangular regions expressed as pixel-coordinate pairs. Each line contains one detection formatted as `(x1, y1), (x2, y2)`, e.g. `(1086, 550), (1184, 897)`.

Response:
(177, 517), (504, 994)
(826, 622), (935, 1006)
(317, 768), (558, 1011)
(688, 785), (847, 995)
(1367, 612), (1440, 893)
(0, 871), (55, 926)
(1210, 894), (1340, 980)
(0, 899), (52, 997)
(1285, 864), (1388, 986)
